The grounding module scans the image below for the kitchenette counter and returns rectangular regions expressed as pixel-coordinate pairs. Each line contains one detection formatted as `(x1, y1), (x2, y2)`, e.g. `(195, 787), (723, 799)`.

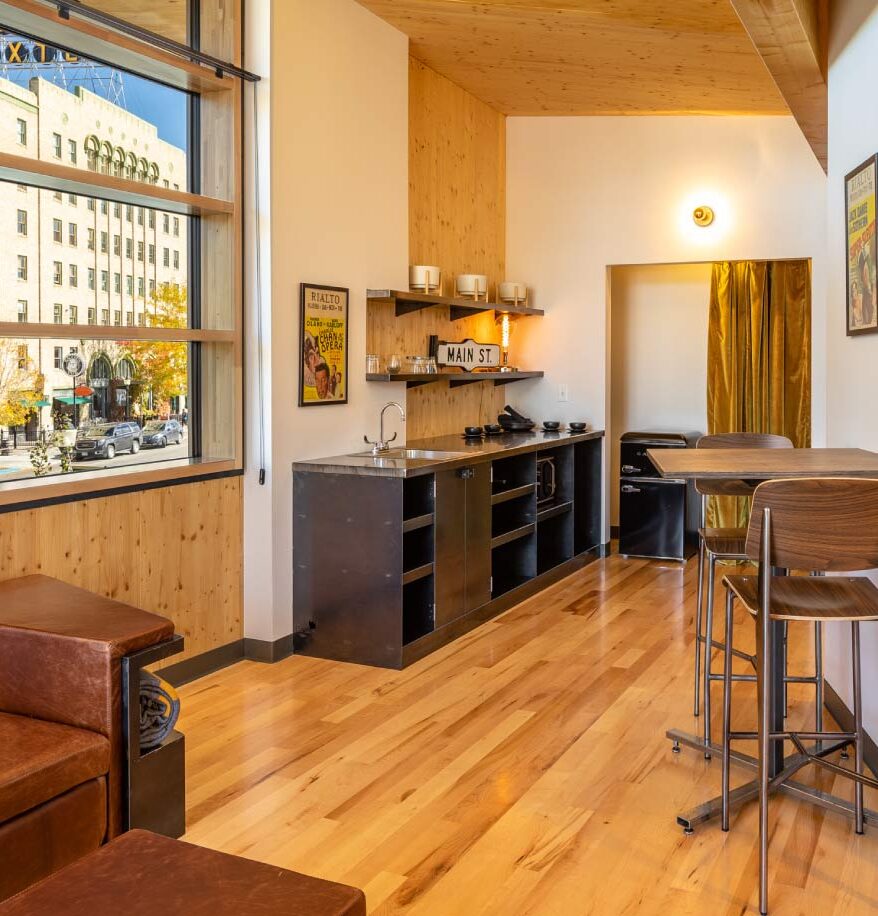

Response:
(292, 428), (605, 478)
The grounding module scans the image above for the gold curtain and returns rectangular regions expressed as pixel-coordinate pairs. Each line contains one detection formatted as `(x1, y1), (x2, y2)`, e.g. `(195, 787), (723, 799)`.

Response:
(706, 260), (811, 527)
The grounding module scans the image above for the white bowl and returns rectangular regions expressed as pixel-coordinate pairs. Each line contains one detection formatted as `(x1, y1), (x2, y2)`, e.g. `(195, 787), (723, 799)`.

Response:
(409, 265), (441, 291)
(456, 274), (488, 297)
(499, 281), (528, 302)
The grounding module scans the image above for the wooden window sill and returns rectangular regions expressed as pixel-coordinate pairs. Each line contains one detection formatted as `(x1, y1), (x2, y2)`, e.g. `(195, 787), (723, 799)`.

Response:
(0, 458), (242, 512)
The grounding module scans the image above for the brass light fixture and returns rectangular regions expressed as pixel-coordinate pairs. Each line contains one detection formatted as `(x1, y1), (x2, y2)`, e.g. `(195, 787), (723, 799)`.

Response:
(497, 311), (518, 372)
(692, 205), (715, 227)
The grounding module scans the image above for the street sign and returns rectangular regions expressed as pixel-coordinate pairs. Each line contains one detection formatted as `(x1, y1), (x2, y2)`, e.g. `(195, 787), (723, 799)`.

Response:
(62, 353), (84, 377)
(435, 338), (501, 371)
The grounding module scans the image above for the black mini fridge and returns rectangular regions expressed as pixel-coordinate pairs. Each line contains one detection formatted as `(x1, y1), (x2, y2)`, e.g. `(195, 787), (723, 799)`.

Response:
(619, 431), (701, 561)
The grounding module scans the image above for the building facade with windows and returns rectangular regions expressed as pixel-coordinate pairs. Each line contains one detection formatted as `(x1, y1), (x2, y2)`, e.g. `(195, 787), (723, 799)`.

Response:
(1, 74), (187, 424)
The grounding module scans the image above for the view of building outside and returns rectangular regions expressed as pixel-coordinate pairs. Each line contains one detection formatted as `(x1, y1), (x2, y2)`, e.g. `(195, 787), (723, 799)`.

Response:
(0, 41), (189, 443)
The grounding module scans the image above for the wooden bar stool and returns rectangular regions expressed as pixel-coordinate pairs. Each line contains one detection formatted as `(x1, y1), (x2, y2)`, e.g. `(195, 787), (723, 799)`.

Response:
(693, 433), (794, 757)
(720, 477), (878, 915)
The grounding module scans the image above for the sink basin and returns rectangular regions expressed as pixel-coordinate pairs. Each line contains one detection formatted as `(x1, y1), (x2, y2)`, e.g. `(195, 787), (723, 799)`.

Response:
(350, 448), (470, 460)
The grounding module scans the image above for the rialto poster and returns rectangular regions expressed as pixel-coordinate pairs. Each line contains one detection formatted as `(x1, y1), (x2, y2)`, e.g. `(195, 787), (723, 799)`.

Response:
(846, 156), (878, 335)
(299, 283), (349, 405)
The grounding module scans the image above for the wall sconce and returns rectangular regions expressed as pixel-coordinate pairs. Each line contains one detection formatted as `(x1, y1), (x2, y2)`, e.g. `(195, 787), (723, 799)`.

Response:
(692, 205), (715, 227)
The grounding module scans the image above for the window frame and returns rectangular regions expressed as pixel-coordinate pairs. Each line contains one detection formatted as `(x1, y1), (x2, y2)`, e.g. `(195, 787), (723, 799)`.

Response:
(0, 0), (244, 506)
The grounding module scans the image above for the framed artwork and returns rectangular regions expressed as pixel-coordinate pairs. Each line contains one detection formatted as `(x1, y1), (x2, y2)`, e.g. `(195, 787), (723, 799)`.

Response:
(299, 283), (349, 406)
(846, 155), (878, 336)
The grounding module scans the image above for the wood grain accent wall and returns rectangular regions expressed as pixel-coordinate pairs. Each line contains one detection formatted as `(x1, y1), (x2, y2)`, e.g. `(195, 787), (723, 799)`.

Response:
(409, 57), (506, 289)
(371, 57), (508, 437)
(0, 477), (243, 662)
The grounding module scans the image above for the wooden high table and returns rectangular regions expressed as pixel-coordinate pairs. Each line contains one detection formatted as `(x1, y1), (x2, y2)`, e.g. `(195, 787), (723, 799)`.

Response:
(647, 447), (878, 834)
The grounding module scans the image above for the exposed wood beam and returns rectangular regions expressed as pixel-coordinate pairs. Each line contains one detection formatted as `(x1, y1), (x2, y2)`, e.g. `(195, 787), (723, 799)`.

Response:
(730, 0), (828, 170)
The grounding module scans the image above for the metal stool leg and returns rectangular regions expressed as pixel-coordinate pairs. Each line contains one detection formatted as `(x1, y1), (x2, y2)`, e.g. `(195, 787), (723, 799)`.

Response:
(694, 495), (707, 717)
(815, 621), (824, 751)
(853, 621), (864, 835)
(721, 587), (734, 832)
(782, 621), (789, 718)
(758, 605), (772, 916)
(694, 534), (706, 717)
(703, 553), (717, 758)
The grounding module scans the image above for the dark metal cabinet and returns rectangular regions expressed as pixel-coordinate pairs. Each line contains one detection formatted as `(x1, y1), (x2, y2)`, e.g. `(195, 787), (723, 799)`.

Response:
(434, 464), (491, 626)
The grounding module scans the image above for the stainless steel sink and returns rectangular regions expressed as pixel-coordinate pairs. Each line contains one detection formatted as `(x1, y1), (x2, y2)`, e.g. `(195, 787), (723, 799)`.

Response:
(350, 448), (469, 460)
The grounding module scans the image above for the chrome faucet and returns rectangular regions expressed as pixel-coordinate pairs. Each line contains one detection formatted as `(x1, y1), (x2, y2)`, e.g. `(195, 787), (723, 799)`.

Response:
(365, 401), (406, 455)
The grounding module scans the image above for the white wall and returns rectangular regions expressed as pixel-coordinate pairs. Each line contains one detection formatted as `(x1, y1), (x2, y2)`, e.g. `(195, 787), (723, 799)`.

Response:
(242, 0), (408, 643)
(506, 116), (828, 537)
(242, 0), (275, 642)
(823, 1), (878, 732)
(608, 262), (711, 525)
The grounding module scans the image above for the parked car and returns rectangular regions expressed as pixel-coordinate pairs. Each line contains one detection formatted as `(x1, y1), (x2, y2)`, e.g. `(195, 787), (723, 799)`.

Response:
(141, 419), (184, 448)
(74, 422), (141, 460)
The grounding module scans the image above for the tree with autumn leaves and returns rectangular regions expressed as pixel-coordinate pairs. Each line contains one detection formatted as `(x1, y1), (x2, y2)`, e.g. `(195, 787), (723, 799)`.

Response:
(124, 283), (189, 417)
(0, 340), (44, 431)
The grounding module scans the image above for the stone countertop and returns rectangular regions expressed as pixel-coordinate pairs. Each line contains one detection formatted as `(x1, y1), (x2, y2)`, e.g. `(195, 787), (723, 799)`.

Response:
(292, 428), (605, 478)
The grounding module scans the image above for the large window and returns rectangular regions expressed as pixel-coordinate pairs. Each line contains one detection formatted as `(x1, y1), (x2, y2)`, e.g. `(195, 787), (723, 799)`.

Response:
(0, 7), (242, 496)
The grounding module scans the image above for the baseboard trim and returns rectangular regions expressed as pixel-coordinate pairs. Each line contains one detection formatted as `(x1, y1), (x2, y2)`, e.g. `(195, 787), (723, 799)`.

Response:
(156, 634), (297, 686)
(243, 634), (295, 663)
(157, 640), (245, 687)
(824, 681), (878, 777)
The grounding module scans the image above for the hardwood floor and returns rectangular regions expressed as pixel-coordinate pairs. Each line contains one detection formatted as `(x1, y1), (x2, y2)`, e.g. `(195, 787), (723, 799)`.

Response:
(179, 552), (878, 914)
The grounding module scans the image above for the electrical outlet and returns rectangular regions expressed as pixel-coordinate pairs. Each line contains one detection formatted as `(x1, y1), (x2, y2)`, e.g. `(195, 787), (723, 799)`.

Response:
(558, 384), (569, 402)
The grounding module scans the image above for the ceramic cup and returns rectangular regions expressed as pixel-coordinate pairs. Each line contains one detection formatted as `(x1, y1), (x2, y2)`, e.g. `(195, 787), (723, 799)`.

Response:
(409, 265), (441, 292)
(455, 274), (488, 298)
(542, 420), (561, 431)
(498, 281), (528, 303)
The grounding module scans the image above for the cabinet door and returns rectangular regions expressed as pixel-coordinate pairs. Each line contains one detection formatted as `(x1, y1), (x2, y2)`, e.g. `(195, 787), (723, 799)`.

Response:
(434, 469), (466, 628)
(434, 465), (492, 627)
(464, 463), (491, 611)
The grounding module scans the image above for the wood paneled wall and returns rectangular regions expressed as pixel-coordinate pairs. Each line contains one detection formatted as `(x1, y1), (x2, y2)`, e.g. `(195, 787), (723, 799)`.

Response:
(368, 57), (509, 438)
(409, 57), (506, 288)
(0, 477), (243, 662)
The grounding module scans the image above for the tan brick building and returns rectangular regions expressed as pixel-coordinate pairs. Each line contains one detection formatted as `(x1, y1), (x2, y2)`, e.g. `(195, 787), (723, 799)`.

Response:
(1, 74), (187, 426)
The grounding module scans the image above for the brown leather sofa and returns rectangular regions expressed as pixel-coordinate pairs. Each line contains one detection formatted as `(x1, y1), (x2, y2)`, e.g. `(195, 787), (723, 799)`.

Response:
(0, 575), (175, 901)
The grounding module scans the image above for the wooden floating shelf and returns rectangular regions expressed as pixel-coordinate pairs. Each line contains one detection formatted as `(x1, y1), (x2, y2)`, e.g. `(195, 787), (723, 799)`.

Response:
(367, 289), (545, 320)
(491, 483), (537, 506)
(491, 523), (536, 550)
(402, 562), (434, 586)
(537, 500), (574, 522)
(402, 513), (434, 533)
(367, 371), (544, 389)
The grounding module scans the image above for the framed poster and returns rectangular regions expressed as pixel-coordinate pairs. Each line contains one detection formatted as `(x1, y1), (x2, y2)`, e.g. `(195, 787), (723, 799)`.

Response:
(846, 155), (878, 335)
(299, 283), (349, 405)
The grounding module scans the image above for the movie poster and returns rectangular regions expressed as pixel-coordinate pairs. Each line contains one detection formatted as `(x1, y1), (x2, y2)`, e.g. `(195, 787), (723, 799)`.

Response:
(846, 156), (878, 335)
(299, 284), (349, 405)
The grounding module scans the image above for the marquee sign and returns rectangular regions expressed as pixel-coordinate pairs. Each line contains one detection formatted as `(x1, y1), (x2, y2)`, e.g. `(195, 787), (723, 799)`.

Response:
(434, 338), (501, 371)
(2, 40), (79, 65)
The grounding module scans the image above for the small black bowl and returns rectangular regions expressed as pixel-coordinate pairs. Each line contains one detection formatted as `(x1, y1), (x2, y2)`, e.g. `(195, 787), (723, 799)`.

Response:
(542, 420), (561, 431)
(569, 421), (588, 431)
(464, 426), (483, 438)
(483, 423), (503, 435)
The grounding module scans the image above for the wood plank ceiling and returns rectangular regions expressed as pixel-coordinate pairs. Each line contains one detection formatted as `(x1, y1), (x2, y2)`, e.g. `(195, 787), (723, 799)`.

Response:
(356, 0), (788, 116)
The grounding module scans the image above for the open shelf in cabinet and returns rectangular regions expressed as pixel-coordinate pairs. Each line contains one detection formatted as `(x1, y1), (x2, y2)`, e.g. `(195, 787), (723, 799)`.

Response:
(537, 511), (574, 575)
(491, 531), (536, 598)
(403, 574), (435, 645)
(404, 475), (434, 520)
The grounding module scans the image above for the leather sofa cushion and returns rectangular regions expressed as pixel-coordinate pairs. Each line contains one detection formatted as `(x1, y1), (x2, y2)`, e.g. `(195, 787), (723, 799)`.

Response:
(0, 575), (174, 659)
(0, 779), (106, 903)
(0, 713), (109, 822)
(0, 830), (367, 915)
